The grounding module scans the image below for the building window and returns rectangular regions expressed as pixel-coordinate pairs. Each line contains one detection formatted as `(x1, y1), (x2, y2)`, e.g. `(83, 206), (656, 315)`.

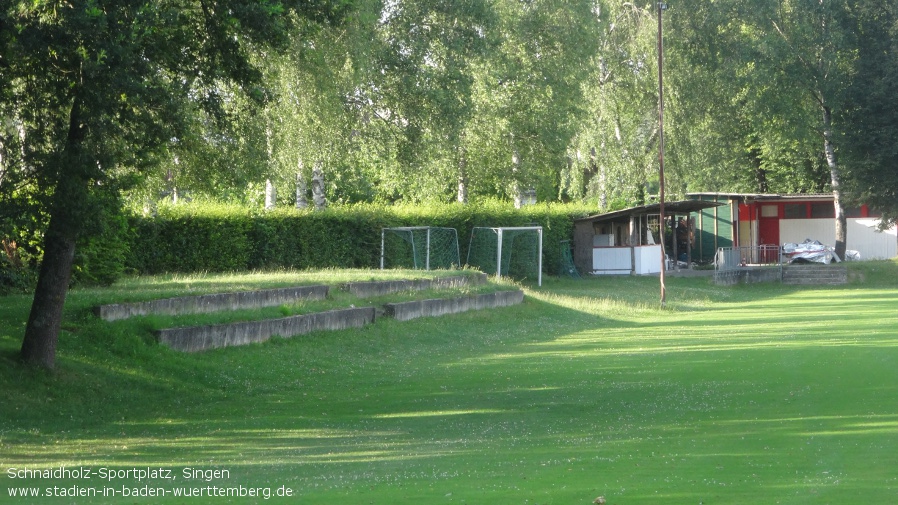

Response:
(784, 203), (806, 219)
(810, 202), (834, 219)
(845, 207), (864, 218)
(760, 204), (779, 218)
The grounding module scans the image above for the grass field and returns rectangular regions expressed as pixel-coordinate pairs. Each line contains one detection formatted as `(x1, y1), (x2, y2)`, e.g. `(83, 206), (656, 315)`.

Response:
(2, 262), (898, 504)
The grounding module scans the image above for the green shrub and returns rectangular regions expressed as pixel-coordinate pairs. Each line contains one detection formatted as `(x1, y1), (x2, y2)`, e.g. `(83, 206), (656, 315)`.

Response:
(73, 210), (133, 287)
(0, 259), (37, 294)
(124, 201), (594, 275)
(127, 204), (253, 274)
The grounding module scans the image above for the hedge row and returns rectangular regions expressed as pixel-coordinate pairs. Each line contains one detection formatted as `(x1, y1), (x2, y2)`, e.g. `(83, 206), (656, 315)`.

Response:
(125, 202), (594, 277)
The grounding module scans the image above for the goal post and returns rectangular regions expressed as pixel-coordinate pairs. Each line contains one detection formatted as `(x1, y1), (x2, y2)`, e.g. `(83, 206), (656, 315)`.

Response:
(466, 226), (542, 286)
(380, 227), (461, 271)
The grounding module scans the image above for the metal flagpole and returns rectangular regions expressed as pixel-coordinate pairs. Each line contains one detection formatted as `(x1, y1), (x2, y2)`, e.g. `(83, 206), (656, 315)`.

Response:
(658, 1), (668, 308)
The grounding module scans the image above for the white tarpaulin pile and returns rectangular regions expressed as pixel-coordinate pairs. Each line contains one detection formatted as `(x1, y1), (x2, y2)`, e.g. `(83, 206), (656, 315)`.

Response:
(782, 239), (846, 264)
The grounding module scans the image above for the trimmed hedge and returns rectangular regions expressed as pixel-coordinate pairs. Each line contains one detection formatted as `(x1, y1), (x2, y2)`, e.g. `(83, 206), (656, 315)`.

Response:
(125, 201), (594, 277)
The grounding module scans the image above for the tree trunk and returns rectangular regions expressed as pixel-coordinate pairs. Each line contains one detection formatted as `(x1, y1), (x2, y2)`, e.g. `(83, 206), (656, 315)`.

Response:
(457, 145), (468, 204)
(311, 161), (326, 210)
(589, 146), (607, 209)
(20, 210), (77, 368)
(749, 147), (769, 193)
(264, 179), (276, 209)
(20, 98), (87, 368)
(512, 150), (522, 209)
(296, 158), (308, 209)
(823, 105), (847, 260)
(0, 139), (5, 189)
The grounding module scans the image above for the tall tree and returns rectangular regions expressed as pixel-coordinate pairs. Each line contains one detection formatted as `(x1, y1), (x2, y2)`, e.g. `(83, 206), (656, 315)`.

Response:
(670, 0), (872, 259)
(664, 1), (826, 196)
(571, 2), (661, 208)
(467, 0), (599, 203)
(364, 0), (496, 203)
(1, 0), (349, 368)
(758, 0), (856, 259)
(841, 3), (898, 228)
(262, 2), (379, 206)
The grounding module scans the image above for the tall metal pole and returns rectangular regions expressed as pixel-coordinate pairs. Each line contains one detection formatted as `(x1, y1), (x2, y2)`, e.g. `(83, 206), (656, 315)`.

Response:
(426, 227), (431, 270)
(496, 228), (503, 279)
(537, 228), (543, 287)
(658, 2), (667, 308)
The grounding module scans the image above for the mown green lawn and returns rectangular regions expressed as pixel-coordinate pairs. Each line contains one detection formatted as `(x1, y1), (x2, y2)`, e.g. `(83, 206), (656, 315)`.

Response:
(2, 262), (898, 504)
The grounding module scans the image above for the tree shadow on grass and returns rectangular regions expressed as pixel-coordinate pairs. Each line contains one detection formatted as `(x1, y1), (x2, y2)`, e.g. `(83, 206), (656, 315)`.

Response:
(4, 270), (898, 503)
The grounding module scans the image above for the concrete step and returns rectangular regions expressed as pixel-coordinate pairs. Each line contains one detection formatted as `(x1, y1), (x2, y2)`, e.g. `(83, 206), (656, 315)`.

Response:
(154, 285), (523, 352)
(782, 265), (847, 285)
(95, 285), (329, 321)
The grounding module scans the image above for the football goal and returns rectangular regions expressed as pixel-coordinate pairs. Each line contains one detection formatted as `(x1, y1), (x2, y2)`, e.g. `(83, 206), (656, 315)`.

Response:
(466, 226), (542, 286)
(380, 227), (460, 270)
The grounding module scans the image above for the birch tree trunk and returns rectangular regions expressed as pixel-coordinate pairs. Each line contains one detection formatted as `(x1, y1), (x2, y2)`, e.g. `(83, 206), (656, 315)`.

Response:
(296, 158), (308, 209)
(457, 145), (468, 204)
(822, 105), (847, 260)
(264, 179), (276, 209)
(512, 149), (522, 209)
(311, 161), (326, 210)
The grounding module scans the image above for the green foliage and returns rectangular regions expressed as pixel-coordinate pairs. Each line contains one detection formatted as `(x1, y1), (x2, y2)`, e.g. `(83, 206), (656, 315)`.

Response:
(569, 3), (663, 206)
(124, 201), (593, 276)
(72, 209), (132, 287)
(133, 0), (607, 207)
(840, 3), (898, 227)
(127, 204), (254, 274)
(0, 211), (43, 295)
(667, 0), (894, 209)
(0, 257), (37, 295)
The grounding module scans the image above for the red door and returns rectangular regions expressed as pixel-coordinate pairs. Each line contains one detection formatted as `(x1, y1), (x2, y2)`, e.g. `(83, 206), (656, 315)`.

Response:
(758, 204), (780, 263)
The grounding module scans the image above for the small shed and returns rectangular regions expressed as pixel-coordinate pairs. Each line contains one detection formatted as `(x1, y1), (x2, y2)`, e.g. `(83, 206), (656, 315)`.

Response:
(687, 192), (898, 261)
(687, 193), (742, 263)
(573, 200), (723, 275)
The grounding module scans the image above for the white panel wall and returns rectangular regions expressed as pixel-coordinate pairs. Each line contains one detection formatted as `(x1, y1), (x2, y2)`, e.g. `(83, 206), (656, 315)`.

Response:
(593, 247), (632, 274)
(779, 219), (833, 245)
(634, 245), (663, 274)
(847, 220), (897, 260)
(780, 218), (897, 260)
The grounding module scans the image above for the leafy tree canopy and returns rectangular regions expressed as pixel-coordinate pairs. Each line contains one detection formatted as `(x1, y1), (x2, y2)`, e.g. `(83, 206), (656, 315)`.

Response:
(0, 0), (350, 368)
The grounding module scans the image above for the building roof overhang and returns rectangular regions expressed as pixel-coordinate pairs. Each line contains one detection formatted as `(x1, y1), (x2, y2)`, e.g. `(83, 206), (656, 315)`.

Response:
(687, 192), (834, 202)
(575, 200), (724, 224)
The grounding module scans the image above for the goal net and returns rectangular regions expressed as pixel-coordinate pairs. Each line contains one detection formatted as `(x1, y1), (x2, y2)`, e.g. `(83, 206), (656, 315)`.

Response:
(466, 226), (542, 286)
(559, 239), (581, 279)
(380, 227), (461, 270)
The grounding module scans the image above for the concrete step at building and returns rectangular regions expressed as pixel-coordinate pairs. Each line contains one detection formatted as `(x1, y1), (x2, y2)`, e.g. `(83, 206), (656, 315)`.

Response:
(782, 265), (848, 285)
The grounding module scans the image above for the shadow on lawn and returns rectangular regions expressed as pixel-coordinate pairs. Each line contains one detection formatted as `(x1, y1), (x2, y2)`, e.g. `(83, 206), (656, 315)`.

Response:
(4, 267), (898, 503)
(8, 377), (898, 503)
(1, 293), (627, 464)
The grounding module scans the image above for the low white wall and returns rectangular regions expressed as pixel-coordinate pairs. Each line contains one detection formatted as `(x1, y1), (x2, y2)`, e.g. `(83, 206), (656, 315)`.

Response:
(634, 245), (663, 274)
(780, 218), (897, 260)
(592, 245), (663, 275)
(592, 247), (631, 274)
